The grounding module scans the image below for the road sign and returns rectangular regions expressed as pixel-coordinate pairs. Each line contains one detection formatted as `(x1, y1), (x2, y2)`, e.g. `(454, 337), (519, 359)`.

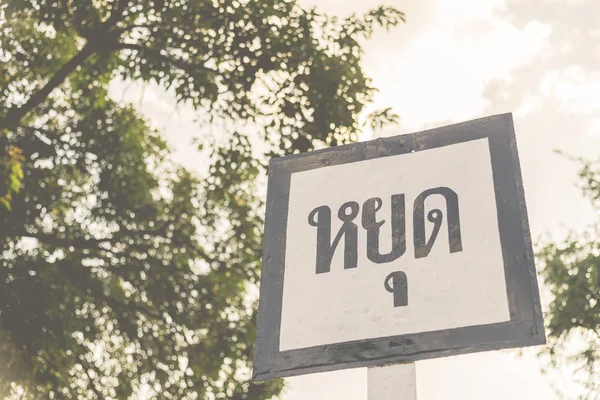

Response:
(252, 113), (545, 382)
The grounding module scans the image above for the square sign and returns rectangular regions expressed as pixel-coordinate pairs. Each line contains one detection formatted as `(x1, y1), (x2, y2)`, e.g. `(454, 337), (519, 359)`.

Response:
(253, 113), (545, 381)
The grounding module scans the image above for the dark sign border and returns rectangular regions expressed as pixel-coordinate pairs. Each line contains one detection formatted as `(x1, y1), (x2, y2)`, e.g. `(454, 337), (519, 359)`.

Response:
(253, 113), (545, 382)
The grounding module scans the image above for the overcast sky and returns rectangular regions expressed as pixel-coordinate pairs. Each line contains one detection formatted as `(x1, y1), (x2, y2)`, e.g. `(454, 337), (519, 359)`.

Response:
(113, 0), (599, 398)
(283, 0), (599, 399)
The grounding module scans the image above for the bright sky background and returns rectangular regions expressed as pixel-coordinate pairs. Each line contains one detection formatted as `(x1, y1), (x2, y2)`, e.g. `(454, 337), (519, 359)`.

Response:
(112, 0), (600, 398)
(282, 0), (599, 399)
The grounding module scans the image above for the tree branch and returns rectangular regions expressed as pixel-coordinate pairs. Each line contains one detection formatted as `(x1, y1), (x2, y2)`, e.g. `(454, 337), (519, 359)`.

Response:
(80, 357), (105, 400)
(0, 42), (97, 131)
(12, 229), (117, 249)
(117, 43), (217, 76)
(105, 0), (129, 26)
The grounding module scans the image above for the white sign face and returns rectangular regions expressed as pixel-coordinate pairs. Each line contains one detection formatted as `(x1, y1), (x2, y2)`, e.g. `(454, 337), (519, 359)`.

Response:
(279, 138), (510, 351)
(253, 114), (545, 382)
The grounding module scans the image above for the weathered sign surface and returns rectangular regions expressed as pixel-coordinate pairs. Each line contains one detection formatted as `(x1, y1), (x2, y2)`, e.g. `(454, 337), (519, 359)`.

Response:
(252, 113), (545, 382)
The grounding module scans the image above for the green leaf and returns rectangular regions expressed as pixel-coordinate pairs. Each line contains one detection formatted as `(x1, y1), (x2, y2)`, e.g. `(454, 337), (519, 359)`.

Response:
(0, 1), (404, 398)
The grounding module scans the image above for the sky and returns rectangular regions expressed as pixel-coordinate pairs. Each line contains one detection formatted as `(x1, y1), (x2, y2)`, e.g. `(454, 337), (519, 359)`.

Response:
(281, 1), (599, 399)
(112, 0), (600, 398)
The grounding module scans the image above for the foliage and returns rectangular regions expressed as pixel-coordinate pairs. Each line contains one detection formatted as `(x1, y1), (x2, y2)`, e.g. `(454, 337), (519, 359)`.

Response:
(0, 0), (403, 399)
(538, 157), (600, 400)
(0, 143), (24, 210)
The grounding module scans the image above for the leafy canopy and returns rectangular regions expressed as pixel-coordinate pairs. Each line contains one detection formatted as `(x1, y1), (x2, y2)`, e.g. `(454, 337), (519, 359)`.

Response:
(0, 0), (403, 399)
(538, 158), (600, 400)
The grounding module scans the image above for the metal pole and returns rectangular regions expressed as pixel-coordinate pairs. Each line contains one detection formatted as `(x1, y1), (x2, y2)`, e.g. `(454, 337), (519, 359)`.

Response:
(367, 363), (417, 400)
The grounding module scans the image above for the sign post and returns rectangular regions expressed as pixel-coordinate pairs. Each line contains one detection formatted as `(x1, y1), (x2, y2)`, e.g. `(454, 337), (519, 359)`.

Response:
(252, 113), (545, 397)
(368, 364), (416, 400)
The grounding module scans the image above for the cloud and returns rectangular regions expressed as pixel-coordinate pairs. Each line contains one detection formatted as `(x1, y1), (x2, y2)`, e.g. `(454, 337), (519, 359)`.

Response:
(515, 94), (543, 116)
(361, 0), (551, 132)
(587, 118), (600, 138)
(436, 0), (506, 21)
(543, 0), (588, 5)
(539, 66), (600, 114)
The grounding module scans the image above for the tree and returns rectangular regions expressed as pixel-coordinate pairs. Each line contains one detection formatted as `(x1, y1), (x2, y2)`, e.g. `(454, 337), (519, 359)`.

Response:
(0, 1), (403, 399)
(538, 158), (600, 400)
